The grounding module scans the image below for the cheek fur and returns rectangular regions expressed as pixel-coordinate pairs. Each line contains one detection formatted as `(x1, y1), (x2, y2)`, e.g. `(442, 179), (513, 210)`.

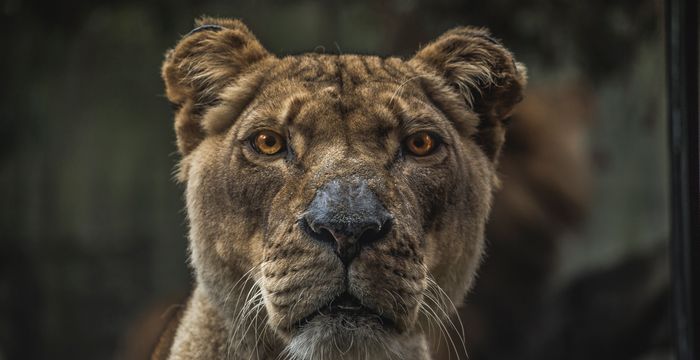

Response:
(398, 155), (460, 232)
(225, 147), (288, 224)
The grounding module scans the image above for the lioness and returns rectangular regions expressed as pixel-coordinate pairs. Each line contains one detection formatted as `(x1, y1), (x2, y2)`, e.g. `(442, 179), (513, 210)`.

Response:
(156, 17), (526, 360)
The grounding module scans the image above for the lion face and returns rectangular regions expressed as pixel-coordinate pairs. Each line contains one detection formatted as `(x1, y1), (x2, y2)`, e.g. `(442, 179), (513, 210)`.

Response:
(163, 18), (525, 359)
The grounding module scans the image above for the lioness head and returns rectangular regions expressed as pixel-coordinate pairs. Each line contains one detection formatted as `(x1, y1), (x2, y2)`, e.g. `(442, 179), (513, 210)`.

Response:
(162, 17), (525, 359)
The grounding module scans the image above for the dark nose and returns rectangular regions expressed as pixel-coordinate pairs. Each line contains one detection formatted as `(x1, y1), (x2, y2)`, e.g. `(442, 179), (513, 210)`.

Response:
(301, 179), (392, 265)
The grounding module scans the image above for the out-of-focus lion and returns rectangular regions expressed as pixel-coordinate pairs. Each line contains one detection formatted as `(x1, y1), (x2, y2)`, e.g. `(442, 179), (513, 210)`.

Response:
(154, 17), (526, 360)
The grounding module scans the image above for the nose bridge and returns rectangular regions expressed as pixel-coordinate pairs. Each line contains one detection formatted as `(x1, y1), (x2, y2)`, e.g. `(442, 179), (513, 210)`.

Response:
(309, 178), (383, 231)
(305, 135), (388, 183)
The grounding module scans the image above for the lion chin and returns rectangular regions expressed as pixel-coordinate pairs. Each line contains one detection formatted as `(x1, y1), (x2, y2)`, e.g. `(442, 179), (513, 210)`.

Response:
(288, 316), (395, 359)
(286, 309), (415, 360)
(274, 291), (401, 357)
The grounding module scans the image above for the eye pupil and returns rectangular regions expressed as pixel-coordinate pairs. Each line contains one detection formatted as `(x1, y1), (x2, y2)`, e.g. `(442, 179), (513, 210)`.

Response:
(405, 132), (437, 156)
(264, 135), (276, 147)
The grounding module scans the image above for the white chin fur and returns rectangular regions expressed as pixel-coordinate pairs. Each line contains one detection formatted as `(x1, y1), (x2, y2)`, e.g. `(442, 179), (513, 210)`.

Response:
(282, 315), (411, 360)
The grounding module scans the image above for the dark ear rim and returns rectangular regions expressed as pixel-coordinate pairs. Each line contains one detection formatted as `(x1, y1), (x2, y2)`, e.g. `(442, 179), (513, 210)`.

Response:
(186, 24), (224, 36)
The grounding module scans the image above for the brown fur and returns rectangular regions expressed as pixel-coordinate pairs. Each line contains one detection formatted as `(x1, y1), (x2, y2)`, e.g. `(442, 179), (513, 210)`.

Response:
(159, 17), (526, 360)
(151, 299), (187, 360)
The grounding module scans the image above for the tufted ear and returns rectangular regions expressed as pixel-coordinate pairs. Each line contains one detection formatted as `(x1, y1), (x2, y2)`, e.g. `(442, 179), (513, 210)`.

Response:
(162, 17), (272, 156)
(410, 27), (527, 161)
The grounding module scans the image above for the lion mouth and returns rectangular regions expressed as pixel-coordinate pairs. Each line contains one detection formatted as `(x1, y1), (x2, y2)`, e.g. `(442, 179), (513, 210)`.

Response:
(293, 292), (396, 330)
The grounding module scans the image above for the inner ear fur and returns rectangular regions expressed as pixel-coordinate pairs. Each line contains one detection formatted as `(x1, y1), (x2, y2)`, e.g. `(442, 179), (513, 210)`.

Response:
(410, 26), (527, 161)
(162, 17), (272, 157)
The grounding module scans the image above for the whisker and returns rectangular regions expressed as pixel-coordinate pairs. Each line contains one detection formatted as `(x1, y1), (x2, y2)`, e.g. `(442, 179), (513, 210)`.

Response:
(427, 275), (469, 358)
(388, 74), (431, 106)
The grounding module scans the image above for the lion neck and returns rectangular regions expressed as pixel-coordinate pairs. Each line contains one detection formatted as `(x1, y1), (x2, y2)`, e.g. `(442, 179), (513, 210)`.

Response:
(167, 285), (432, 360)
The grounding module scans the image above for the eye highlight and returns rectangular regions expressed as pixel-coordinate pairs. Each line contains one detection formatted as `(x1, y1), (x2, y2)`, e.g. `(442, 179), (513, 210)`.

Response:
(250, 130), (286, 155)
(404, 131), (440, 156)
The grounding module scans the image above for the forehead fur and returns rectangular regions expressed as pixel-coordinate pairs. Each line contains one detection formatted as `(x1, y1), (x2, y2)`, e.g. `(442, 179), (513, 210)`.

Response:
(202, 54), (479, 139)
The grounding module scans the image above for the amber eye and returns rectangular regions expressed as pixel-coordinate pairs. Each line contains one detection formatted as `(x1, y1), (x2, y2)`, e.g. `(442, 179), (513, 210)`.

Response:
(251, 130), (286, 155)
(404, 131), (439, 156)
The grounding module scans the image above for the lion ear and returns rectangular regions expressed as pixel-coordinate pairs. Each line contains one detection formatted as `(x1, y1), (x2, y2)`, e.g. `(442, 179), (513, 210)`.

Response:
(162, 17), (272, 156)
(410, 27), (527, 161)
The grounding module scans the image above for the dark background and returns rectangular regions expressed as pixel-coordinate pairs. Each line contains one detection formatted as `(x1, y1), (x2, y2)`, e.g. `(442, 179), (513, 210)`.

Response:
(0, 0), (671, 359)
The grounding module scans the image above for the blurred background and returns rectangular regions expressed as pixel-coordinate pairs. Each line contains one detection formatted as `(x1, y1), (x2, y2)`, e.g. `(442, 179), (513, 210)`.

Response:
(0, 0), (671, 359)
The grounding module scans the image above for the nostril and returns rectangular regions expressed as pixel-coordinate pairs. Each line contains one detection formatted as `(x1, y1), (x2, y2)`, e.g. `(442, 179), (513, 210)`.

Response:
(298, 218), (336, 246)
(357, 218), (393, 246)
(316, 227), (336, 245)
